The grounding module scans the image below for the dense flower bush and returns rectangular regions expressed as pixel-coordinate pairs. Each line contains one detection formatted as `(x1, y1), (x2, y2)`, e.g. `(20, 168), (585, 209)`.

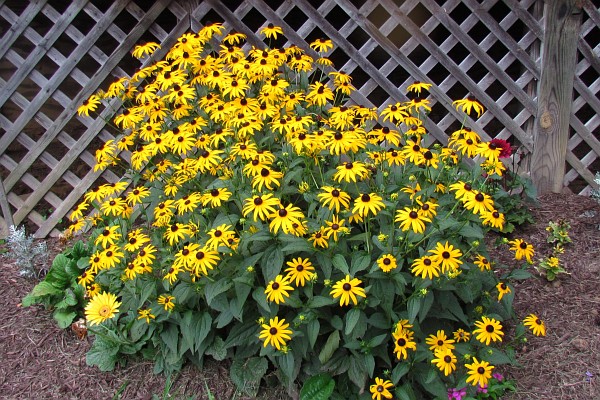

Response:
(46, 23), (547, 398)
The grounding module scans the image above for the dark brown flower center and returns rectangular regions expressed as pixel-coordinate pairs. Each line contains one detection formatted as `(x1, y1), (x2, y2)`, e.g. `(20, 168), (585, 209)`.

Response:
(269, 327), (278, 334)
(409, 211), (418, 219)
(486, 325), (494, 333)
(278, 209), (287, 217)
(342, 283), (352, 291)
(361, 194), (370, 202)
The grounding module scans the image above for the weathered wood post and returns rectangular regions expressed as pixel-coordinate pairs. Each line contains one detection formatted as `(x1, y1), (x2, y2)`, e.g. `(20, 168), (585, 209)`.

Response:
(531, 0), (583, 194)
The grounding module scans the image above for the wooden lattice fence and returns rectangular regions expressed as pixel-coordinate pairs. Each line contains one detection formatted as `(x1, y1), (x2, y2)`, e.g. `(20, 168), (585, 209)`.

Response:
(0, 0), (599, 237)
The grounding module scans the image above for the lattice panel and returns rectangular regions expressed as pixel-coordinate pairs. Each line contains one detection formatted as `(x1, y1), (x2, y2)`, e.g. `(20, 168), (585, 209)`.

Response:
(0, 0), (598, 237)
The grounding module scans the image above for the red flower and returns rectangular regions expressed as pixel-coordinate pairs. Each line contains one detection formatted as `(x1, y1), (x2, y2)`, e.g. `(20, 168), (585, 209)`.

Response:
(490, 139), (512, 158)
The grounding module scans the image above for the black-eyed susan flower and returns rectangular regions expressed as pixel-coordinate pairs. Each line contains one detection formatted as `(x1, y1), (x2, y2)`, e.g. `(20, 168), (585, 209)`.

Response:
(242, 194), (281, 222)
(77, 270), (95, 287)
(377, 254), (398, 273)
(85, 291), (121, 326)
(78, 94), (101, 116)
(265, 275), (294, 304)
(395, 207), (431, 234)
(449, 181), (474, 202)
(474, 254), (491, 271)
(188, 246), (220, 277)
(406, 80), (432, 96)
(284, 258), (315, 287)
(163, 265), (181, 285)
(431, 348), (457, 376)
(380, 102), (408, 123)
(86, 282), (101, 298)
(496, 282), (511, 301)
(125, 186), (150, 205)
(411, 255), (441, 280)
(306, 82), (334, 107)
(369, 377), (393, 400)
(473, 316), (504, 345)
(310, 38), (334, 53)
(164, 223), (191, 246)
(137, 308), (156, 323)
(317, 186), (351, 213)
(402, 140), (425, 165)
(123, 229), (150, 252)
(309, 228), (329, 249)
(100, 245), (124, 269)
(453, 96), (484, 118)
(157, 294), (175, 311)
(426, 330), (455, 352)
(352, 193), (385, 218)
(429, 242), (463, 273)
(523, 313), (546, 336)
(201, 187), (232, 208)
(252, 167), (283, 191)
(509, 238), (535, 263)
(94, 225), (122, 249)
(259, 316), (292, 350)
(453, 328), (471, 342)
(330, 275), (366, 306)
(206, 224), (235, 251)
(260, 23), (284, 39)
(101, 197), (127, 217)
(269, 204), (305, 235)
(392, 329), (417, 360)
(463, 190), (495, 215)
(480, 209), (505, 230)
(323, 214), (348, 241)
(465, 358), (494, 387)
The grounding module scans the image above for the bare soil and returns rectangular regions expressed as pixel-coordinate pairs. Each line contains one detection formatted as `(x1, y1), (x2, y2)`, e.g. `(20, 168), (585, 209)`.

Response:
(1, 193), (599, 399)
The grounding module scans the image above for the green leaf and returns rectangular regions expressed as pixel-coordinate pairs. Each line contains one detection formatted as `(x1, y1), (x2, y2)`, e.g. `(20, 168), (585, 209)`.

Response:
(481, 347), (513, 365)
(86, 336), (119, 371)
(318, 330), (340, 364)
(31, 281), (62, 297)
(407, 297), (421, 324)
(230, 357), (268, 397)
(281, 236), (313, 253)
(391, 363), (410, 384)
(53, 309), (77, 329)
(204, 279), (232, 306)
(316, 252), (333, 279)
(345, 308), (361, 336)
(309, 296), (335, 308)
(331, 254), (349, 275)
(350, 251), (371, 275)
(300, 374), (335, 400)
(206, 336), (227, 361)
(252, 287), (271, 313)
(160, 324), (179, 355)
(306, 319), (320, 348)
(348, 356), (367, 389)
(459, 223), (483, 239)
(507, 269), (532, 280)
(418, 291), (434, 323)
(262, 245), (284, 282)
(224, 320), (258, 349)
(279, 351), (296, 382)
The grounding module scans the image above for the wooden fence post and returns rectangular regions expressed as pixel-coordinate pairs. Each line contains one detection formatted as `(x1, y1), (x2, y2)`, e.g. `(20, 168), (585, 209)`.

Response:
(531, 0), (583, 194)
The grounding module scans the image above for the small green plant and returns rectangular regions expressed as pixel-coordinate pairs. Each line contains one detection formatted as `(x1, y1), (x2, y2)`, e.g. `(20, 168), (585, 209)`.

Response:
(22, 240), (90, 328)
(7, 225), (48, 277)
(545, 220), (571, 247)
(535, 256), (568, 281)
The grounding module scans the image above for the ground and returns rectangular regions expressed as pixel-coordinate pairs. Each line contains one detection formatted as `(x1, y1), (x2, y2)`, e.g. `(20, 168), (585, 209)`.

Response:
(1, 193), (599, 399)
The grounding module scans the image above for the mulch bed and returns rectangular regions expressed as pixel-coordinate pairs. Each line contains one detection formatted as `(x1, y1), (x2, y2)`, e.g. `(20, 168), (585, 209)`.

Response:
(1, 193), (599, 399)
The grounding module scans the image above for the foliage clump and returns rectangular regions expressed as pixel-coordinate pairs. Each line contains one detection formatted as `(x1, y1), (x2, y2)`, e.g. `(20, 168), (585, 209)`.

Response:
(29, 23), (545, 399)
(7, 225), (48, 278)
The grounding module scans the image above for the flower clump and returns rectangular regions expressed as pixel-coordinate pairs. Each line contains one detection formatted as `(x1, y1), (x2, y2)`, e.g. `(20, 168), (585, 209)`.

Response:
(66, 23), (544, 398)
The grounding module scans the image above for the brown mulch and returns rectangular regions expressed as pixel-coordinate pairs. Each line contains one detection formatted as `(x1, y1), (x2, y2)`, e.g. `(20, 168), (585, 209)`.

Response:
(1, 193), (599, 399)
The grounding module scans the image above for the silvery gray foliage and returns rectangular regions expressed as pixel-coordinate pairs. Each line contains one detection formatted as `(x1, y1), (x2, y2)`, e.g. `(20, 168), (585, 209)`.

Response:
(591, 172), (600, 203)
(7, 225), (48, 278)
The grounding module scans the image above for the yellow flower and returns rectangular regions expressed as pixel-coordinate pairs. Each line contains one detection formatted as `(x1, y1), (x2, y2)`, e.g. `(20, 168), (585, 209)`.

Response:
(260, 23), (284, 39)
(406, 81), (432, 95)
(85, 291), (121, 326)
(137, 308), (155, 323)
(369, 377), (393, 400)
(523, 313), (546, 336)
(453, 96), (484, 117)
(473, 316), (504, 345)
(465, 358), (494, 387)
(509, 239), (535, 263)
(265, 275), (294, 304)
(426, 330), (455, 352)
(157, 295), (175, 311)
(330, 275), (367, 306)
(309, 38), (334, 53)
(431, 348), (457, 376)
(496, 282), (511, 301)
(259, 316), (292, 350)
(78, 94), (101, 116)
(352, 193), (385, 218)
(377, 254), (398, 273)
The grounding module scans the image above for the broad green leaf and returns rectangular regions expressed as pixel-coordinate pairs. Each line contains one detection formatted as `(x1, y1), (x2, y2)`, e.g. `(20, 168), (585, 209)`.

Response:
(391, 363), (410, 384)
(206, 336), (227, 361)
(300, 374), (335, 400)
(407, 296), (421, 324)
(345, 308), (361, 336)
(86, 336), (119, 371)
(459, 223), (483, 239)
(31, 281), (62, 297)
(224, 320), (258, 349)
(279, 351), (296, 382)
(347, 356), (367, 389)
(306, 319), (320, 348)
(252, 287), (271, 313)
(309, 296), (335, 308)
(418, 291), (434, 323)
(507, 269), (532, 280)
(318, 330), (340, 364)
(53, 309), (77, 329)
(262, 245), (284, 282)
(331, 254), (349, 275)
(204, 279), (232, 306)
(230, 357), (268, 397)
(350, 251), (371, 275)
